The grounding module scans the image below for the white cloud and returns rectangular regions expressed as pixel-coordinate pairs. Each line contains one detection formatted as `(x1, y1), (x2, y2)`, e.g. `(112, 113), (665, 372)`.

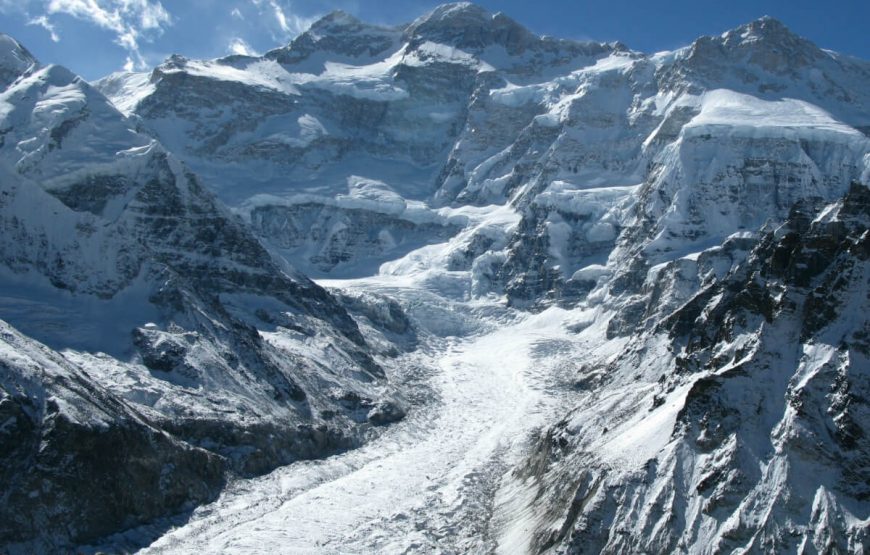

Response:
(0, 0), (27, 13)
(227, 37), (257, 57)
(252, 0), (317, 39)
(28, 15), (60, 42)
(230, 7), (243, 19)
(12, 0), (173, 70)
(45, 0), (170, 32)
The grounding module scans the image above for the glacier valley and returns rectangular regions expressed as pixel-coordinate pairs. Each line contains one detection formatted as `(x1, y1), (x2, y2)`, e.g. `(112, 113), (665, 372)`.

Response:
(1, 3), (869, 553)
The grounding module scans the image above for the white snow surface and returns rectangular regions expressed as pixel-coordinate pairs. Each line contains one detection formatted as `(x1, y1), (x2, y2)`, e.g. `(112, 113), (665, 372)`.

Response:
(683, 89), (865, 139)
(90, 71), (155, 116)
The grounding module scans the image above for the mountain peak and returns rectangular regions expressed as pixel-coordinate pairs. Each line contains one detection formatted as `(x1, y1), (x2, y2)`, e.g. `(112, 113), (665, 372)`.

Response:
(413, 2), (490, 24)
(308, 10), (366, 34)
(404, 2), (536, 53)
(0, 34), (39, 89)
(725, 15), (804, 46)
(680, 16), (824, 75)
(713, 15), (825, 61)
(267, 8), (400, 64)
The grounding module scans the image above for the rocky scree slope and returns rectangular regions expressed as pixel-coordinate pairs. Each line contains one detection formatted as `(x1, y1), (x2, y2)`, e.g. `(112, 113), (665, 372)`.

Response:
(0, 34), (408, 551)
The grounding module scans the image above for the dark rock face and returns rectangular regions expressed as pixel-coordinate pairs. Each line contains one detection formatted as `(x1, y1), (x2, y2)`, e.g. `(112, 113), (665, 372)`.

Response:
(159, 418), (355, 477)
(518, 185), (870, 553)
(2, 413), (225, 549)
(0, 324), (225, 550)
(498, 202), (624, 308)
(0, 35), (36, 89)
(132, 326), (190, 372)
(249, 202), (461, 277)
(49, 174), (132, 215)
(366, 400), (407, 426)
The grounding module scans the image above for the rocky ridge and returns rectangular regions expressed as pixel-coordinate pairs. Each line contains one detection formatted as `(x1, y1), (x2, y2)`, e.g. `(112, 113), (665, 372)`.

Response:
(512, 183), (869, 553)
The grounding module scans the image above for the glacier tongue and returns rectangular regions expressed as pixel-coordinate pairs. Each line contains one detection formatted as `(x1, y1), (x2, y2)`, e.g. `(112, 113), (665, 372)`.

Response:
(134, 284), (582, 554)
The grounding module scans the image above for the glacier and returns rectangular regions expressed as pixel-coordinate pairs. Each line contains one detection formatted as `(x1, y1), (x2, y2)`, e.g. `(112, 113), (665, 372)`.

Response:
(1, 2), (869, 553)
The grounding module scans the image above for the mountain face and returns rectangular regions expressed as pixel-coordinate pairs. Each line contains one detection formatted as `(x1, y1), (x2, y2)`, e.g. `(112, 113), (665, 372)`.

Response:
(95, 6), (870, 296)
(95, 3), (620, 279)
(3, 2), (870, 552)
(513, 184), (870, 553)
(0, 35), (409, 551)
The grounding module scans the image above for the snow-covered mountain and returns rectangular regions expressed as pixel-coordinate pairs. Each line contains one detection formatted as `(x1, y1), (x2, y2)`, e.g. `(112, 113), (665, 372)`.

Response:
(0, 34), (410, 551)
(507, 184), (870, 552)
(3, 2), (869, 552)
(96, 8), (870, 292)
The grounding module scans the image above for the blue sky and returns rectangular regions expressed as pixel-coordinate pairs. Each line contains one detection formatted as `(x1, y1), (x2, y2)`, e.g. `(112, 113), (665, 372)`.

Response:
(2, 0), (869, 80)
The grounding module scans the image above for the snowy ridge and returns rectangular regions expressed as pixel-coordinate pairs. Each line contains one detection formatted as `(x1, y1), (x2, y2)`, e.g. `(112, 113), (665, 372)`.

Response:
(685, 89), (865, 136)
(0, 34), (37, 89)
(0, 34), (411, 551)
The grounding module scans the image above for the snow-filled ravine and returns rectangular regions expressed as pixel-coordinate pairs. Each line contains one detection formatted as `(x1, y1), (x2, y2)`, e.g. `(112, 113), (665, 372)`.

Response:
(133, 273), (584, 554)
